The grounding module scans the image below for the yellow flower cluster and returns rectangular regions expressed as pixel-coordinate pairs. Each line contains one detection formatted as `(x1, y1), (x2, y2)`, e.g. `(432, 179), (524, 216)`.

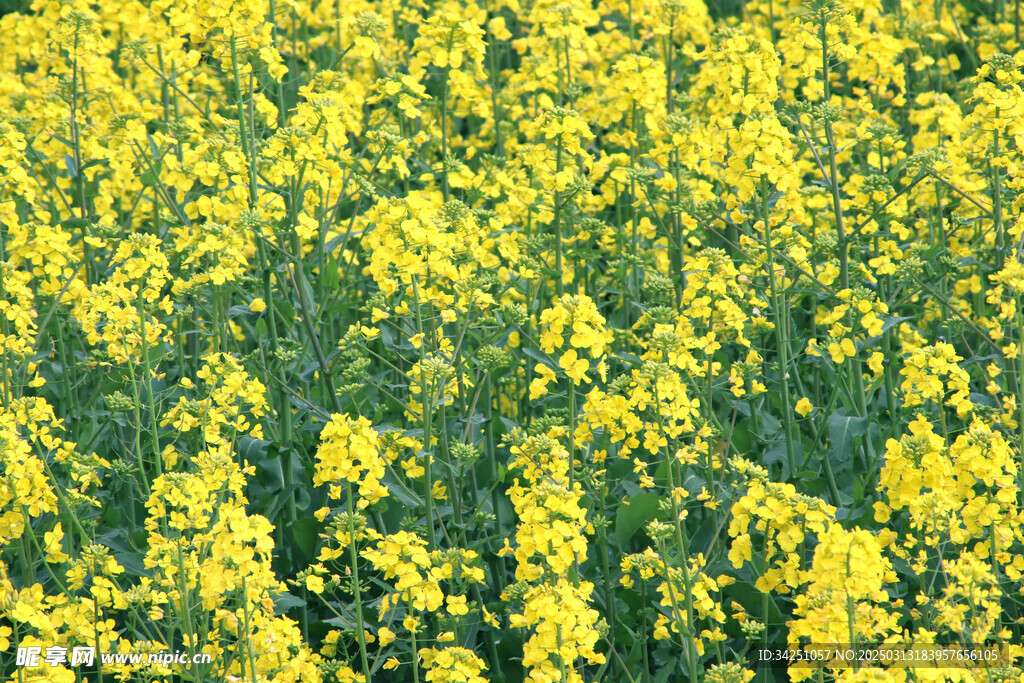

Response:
(727, 459), (834, 593)
(419, 645), (488, 683)
(788, 524), (900, 682)
(504, 432), (604, 681)
(313, 413), (388, 505)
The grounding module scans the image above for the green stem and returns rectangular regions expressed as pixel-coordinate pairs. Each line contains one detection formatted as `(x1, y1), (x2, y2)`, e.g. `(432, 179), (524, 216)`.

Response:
(993, 124), (1004, 269)
(1016, 294), (1024, 492)
(347, 484), (371, 679)
(819, 17), (867, 421)
(554, 144), (564, 297)
(440, 66), (450, 202)
(229, 36), (258, 206)
(177, 540), (203, 681)
(412, 277), (437, 550)
(410, 599), (421, 683)
(241, 575), (259, 683)
(656, 383), (699, 681)
(760, 184), (797, 474)
(486, 22), (504, 155)
(568, 379), (575, 490)
(125, 356), (151, 498)
(137, 290), (162, 479)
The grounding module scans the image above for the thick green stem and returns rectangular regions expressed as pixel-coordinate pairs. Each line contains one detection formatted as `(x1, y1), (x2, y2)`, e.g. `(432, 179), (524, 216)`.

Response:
(1016, 295), (1024, 493)
(412, 277), (437, 550)
(760, 185), (797, 474)
(486, 22), (504, 155)
(656, 383), (699, 681)
(137, 291), (162, 478)
(440, 67), (450, 202)
(568, 380), (575, 489)
(819, 17), (867, 421)
(993, 125), (1004, 269)
(346, 484), (371, 679)
(228, 35), (258, 208)
(126, 357), (151, 498)
(177, 540), (202, 681)
(554, 144), (564, 297)
(240, 575), (260, 683)
(410, 600), (421, 683)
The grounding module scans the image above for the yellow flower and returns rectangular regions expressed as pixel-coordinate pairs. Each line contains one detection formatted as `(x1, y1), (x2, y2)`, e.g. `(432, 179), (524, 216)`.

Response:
(828, 337), (856, 363)
(248, 298), (266, 313)
(794, 398), (813, 417)
(867, 351), (885, 376)
(872, 501), (891, 523)
(446, 594), (469, 616)
(529, 363), (557, 399)
(305, 574), (324, 594)
(559, 348), (590, 385)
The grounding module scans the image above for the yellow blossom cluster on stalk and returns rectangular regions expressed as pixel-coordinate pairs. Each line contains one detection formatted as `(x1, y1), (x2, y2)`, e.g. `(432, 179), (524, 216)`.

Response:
(787, 524), (901, 682)
(7, 0), (1024, 680)
(314, 413), (388, 506)
(0, 401), (60, 544)
(503, 431), (605, 682)
(728, 459), (835, 594)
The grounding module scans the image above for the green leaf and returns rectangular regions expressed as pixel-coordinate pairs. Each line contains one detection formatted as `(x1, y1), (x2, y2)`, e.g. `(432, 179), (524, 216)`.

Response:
(614, 492), (660, 545)
(272, 590), (308, 615)
(324, 614), (357, 630)
(64, 153), (78, 178)
(383, 469), (422, 507)
(61, 217), (91, 231)
(968, 392), (996, 408)
(521, 346), (555, 367)
(286, 517), (319, 565)
(321, 253), (340, 292)
(826, 412), (868, 477)
(239, 435), (273, 461)
(652, 657), (679, 683)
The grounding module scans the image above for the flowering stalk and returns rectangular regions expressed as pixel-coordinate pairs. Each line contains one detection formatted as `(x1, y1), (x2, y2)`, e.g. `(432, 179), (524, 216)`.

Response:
(125, 354), (151, 498)
(0, 318), (10, 410)
(409, 602), (421, 683)
(654, 382), (699, 681)
(1017, 293), (1024, 491)
(554, 144), (565, 298)
(229, 36), (258, 206)
(486, 20), (504, 155)
(759, 182), (796, 473)
(241, 575), (259, 683)
(440, 64), (451, 202)
(347, 482), (371, 679)
(816, 10), (867, 420)
(992, 124), (1004, 268)
(176, 539), (201, 681)
(653, 530), (698, 681)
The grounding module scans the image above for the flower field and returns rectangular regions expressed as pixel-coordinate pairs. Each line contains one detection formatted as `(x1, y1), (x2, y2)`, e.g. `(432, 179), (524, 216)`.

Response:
(3, 0), (1024, 680)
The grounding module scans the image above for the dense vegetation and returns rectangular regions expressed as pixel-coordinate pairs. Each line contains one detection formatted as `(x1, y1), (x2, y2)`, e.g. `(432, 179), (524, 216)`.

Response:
(2, 0), (1024, 681)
